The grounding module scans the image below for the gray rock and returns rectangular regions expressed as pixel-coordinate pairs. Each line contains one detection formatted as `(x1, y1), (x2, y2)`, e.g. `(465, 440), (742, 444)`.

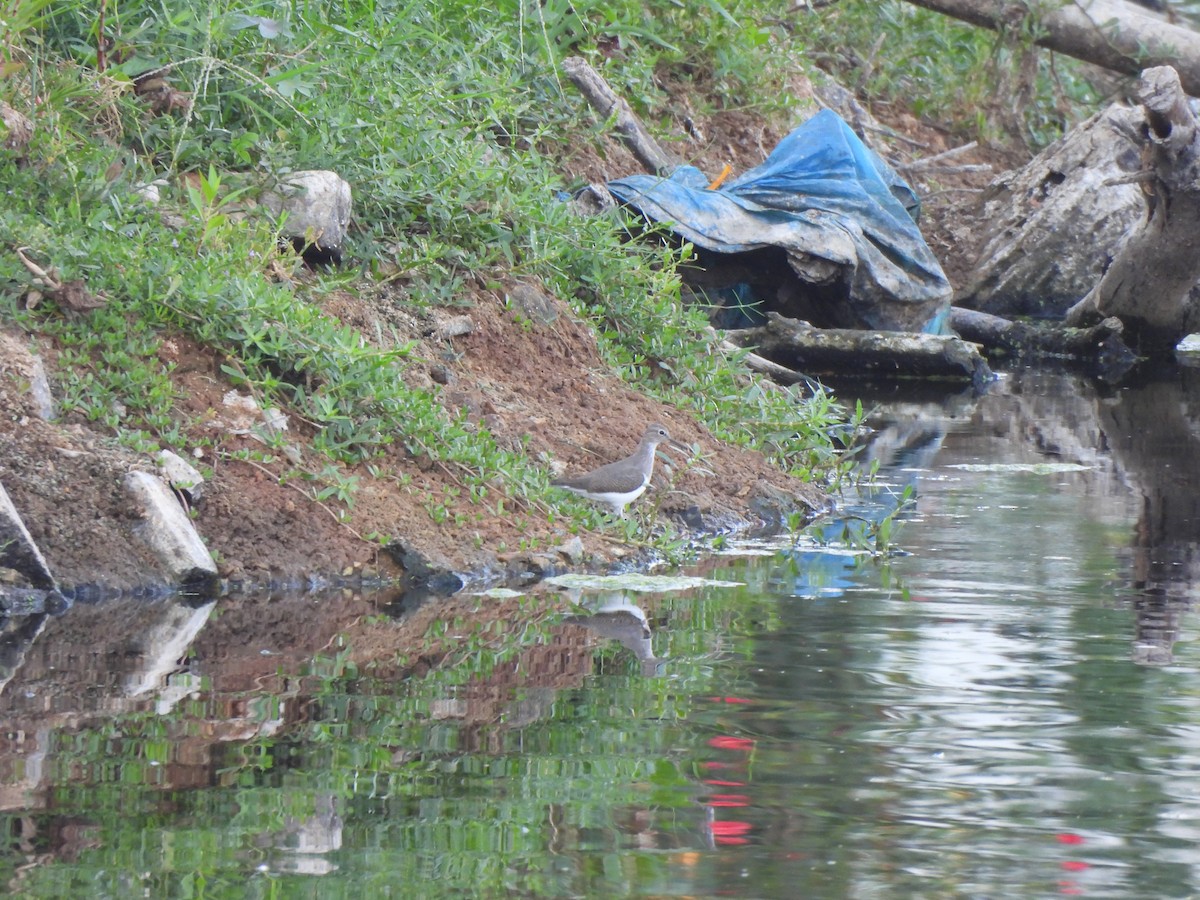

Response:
(1, 100), (32, 152)
(507, 282), (561, 325)
(554, 535), (586, 565)
(123, 470), (217, 589)
(263, 170), (352, 254)
(0, 479), (58, 591)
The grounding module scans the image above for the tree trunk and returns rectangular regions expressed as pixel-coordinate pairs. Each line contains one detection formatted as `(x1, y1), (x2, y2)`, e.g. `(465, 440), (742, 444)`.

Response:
(955, 103), (1145, 319)
(1064, 66), (1200, 351)
(903, 0), (1200, 97)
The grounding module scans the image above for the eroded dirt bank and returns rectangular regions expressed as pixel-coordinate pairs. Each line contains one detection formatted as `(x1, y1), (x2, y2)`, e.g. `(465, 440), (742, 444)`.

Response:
(0, 92), (1008, 595)
(0, 279), (830, 595)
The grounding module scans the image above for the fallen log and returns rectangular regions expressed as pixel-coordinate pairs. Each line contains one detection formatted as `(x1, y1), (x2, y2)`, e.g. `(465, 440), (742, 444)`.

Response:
(903, 0), (1200, 97)
(728, 312), (993, 386)
(950, 307), (1125, 357)
(1065, 66), (1200, 351)
(949, 307), (1140, 380)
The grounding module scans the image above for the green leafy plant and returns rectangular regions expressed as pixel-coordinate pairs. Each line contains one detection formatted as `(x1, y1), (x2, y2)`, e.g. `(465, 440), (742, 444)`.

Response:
(183, 163), (254, 251)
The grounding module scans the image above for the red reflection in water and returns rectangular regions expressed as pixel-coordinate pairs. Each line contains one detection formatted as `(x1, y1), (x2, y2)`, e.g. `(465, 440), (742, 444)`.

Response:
(710, 820), (752, 845)
(707, 736), (755, 751)
(702, 734), (755, 846)
(708, 696), (753, 704)
(706, 794), (750, 807)
(1053, 833), (1088, 893)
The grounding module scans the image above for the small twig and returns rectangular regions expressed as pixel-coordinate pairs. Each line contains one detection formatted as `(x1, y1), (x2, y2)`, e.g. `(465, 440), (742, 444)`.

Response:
(14, 246), (60, 288)
(862, 121), (929, 149)
(900, 141), (981, 170)
(96, 0), (108, 73)
(854, 33), (887, 95)
(901, 163), (994, 177)
(919, 186), (986, 201)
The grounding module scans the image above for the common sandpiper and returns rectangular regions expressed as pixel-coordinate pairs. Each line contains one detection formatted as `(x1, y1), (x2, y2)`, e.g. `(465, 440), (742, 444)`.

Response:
(552, 423), (680, 518)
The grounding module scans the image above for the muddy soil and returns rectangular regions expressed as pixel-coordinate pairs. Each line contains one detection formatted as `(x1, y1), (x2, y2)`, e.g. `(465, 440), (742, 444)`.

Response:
(0, 78), (1010, 595)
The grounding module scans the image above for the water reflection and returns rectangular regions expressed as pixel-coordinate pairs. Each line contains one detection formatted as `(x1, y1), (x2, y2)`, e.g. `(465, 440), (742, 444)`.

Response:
(562, 590), (666, 677)
(7, 369), (1200, 896)
(878, 367), (1200, 665)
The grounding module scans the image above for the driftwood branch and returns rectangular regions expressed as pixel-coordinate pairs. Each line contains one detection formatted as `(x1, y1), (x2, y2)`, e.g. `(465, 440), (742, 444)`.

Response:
(562, 56), (679, 176)
(728, 313), (993, 385)
(719, 338), (804, 385)
(949, 307), (1124, 356)
(903, 0), (1200, 97)
(705, 326), (820, 389)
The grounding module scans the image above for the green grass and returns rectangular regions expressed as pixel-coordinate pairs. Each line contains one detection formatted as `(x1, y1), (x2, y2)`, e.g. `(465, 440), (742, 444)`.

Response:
(0, 0), (1109, 543)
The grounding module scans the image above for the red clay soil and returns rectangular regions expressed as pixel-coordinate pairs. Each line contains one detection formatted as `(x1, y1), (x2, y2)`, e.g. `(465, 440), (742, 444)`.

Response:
(0, 278), (824, 593)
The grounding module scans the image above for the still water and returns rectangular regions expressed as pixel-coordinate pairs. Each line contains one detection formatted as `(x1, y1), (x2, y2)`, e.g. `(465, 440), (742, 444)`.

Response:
(5, 366), (1200, 898)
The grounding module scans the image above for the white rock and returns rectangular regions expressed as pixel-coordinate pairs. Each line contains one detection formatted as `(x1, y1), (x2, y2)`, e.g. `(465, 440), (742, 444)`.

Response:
(124, 470), (217, 583)
(1177, 333), (1200, 355)
(133, 178), (169, 205)
(0, 479), (58, 590)
(262, 170), (352, 252)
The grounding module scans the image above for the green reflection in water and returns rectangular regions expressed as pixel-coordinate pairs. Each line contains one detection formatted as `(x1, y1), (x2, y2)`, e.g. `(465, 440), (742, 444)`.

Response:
(5, 528), (1200, 898)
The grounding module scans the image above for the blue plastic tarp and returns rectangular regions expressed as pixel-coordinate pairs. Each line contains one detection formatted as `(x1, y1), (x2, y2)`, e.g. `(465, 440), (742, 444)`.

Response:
(605, 109), (952, 334)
